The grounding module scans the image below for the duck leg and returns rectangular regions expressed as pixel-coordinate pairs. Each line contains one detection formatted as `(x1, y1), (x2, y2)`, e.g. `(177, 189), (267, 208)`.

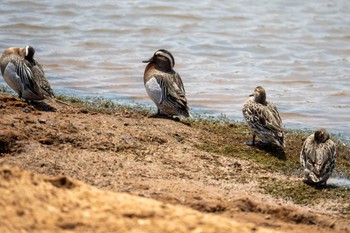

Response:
(252, 134), (256, 146)
(245, 134), (256, 146)
(149, 108), (165, 118)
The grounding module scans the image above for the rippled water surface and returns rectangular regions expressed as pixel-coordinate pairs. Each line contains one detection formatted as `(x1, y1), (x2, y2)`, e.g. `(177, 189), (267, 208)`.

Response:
(0, 0), (349, 138)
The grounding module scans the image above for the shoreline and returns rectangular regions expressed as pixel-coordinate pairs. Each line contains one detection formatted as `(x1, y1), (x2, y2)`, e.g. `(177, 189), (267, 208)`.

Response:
(2, 84), (349, 141)
(52, 86), (350, 141)
(58, 87), (350, 142)
(0, 92), (350, 232)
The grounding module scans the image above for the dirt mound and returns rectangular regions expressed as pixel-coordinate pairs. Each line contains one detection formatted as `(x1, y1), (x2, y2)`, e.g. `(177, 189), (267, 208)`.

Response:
(0, 165), (274, 233)
(0, 130), (26, 155)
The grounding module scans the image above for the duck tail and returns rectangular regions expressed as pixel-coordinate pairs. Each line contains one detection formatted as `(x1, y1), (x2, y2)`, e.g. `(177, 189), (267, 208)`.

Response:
(54, 98), (73, 106)
(184, 106), (193, 118)
(181, 110), (192, 118)
(48, 97), (73, 107)
(277, 132), (285, 149)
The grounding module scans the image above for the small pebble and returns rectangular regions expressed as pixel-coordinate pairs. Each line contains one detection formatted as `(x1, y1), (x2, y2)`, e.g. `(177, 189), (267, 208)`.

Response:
(122, 134), (132, 141)
(38, 137), (54, 145)
(23, 107), (30, 113)
(38, 119), (47, 124)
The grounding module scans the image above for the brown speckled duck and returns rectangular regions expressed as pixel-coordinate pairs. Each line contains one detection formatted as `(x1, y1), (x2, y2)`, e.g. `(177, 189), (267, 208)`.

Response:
(0, 46), (54, 100)
(242, 86), (285, 149)
(143, 49), (191, 118)
(300, 128), (336, 185)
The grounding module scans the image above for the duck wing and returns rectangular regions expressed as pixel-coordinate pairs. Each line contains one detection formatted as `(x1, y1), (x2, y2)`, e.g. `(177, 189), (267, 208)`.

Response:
(31, 60), (55, 98)
(245, 101), (283, 133)
(4, 58), (42, 98)
(173, 72), (186, 94)
(317, 140), (336, 177)
(267, 101), (283, 127)
(154, 73), (189, 115)
(300, 135), (316, 169)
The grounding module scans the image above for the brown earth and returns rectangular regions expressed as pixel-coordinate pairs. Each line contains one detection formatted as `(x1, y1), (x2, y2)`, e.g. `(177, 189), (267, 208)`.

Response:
(0, 94), (349, 233)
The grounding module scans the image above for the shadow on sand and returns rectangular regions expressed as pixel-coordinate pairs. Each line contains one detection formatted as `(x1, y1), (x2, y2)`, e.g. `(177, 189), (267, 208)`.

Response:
(245, 140), (286, 160)
(148, 113), (191, 127)
(303, 179), (338, 190)
(30, 101), (56, 112)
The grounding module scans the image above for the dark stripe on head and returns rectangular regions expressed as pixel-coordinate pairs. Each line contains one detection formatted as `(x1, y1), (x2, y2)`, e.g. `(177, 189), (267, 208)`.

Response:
(25, 46), (35, 60)
(155, 49), (175, 68)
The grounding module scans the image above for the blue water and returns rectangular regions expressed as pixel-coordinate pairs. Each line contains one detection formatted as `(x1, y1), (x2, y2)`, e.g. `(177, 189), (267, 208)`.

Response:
(328, 177), (350, 187)
(0, 0), (349, 138)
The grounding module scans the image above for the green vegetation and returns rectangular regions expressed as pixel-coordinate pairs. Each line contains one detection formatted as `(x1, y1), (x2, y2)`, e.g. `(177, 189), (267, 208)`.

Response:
(190, 115), (350, 177)
(188, 115), (350, 212)
(191, 116), (303, 175)
(55, 94), (152, 116)
(0, 85), (10, 94)
(260, 178), (350, 215)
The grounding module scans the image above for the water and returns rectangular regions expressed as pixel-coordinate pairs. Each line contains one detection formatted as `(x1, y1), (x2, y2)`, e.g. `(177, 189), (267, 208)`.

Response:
(328, 177), (350, 187)
(0, 0), (349, 138)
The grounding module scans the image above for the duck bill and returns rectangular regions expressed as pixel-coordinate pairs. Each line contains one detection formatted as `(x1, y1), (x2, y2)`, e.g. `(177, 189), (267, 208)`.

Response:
(249, 94), (254, 97)
(142, 56), (154, 63)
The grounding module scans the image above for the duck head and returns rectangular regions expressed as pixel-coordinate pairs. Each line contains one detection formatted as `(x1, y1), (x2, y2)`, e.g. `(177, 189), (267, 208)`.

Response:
(143, 49), (175, 72)
(250, 86), (267, 105)
(24, 46), (35, 61)
(314, 128), (330, 143)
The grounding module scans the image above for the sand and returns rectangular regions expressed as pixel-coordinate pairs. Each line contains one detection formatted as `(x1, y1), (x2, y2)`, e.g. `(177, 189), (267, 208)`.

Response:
(0, 94), (349, 233)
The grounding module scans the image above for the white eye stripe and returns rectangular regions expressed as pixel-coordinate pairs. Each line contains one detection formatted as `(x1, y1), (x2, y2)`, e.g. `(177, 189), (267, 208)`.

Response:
(155, 51), (174, 68)
(25, 46), (29, 56)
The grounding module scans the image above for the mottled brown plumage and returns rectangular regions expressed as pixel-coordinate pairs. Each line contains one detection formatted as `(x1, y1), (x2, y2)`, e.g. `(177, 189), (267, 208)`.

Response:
(300, 128), (336, 185)
(242, 86), (285, 149)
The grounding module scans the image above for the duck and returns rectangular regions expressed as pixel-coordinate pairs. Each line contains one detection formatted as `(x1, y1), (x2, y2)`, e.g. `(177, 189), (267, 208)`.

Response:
(142, 49), (191, 118)
(0, 46), (54, 101)
(242, 86), (285, 149)
(300, 128), (336, 185)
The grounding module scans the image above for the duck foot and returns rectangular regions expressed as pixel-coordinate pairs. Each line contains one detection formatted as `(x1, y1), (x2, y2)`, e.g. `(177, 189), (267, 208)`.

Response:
(172, 116), (180, 122)
(245, 141), (254, 146)
(148, 112), (172, 119)
(148, 113), (163, 118)
(303, 179), (327, 188)
(245, 141), (267, 147)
